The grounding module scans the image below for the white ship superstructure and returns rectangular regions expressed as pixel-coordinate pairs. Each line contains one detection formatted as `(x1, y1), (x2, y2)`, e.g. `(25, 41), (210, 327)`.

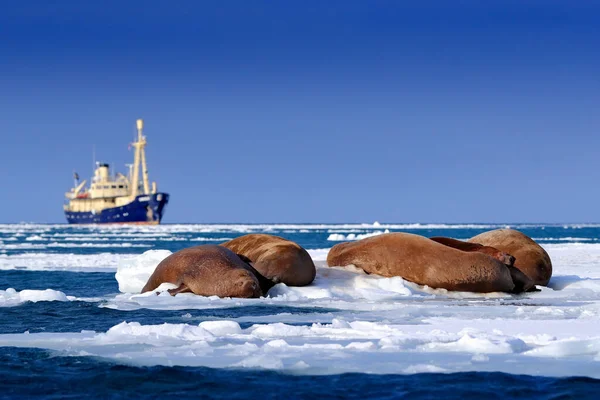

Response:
(64, 119), (169, 224)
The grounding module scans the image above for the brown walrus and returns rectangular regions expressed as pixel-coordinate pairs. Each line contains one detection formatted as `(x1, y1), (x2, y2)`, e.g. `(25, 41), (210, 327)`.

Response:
(430, 236), (516, 266)
(141, 244), (262, 298)
(469, 229), (552, 286)
(430, 236), (536, 293)
(221, 234), (316, 292)
(327, 232), (534, 293)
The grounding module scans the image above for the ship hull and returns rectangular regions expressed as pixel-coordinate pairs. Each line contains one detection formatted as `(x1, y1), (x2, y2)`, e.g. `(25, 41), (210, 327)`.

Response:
(65, 193), (169, 224)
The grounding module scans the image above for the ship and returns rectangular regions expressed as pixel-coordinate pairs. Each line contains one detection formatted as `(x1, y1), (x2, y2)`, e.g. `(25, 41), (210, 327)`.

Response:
(64, 119), (169, 224)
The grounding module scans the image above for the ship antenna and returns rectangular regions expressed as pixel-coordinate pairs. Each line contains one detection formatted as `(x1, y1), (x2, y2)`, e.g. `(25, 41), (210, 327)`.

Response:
(138, 119), (151, 195)
(130, 119), (147, 199)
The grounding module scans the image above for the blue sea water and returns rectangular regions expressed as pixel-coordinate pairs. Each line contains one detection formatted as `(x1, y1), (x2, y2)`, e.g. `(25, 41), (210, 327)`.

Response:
(1, 223), (600, 399)
(1, 347), (599, 400)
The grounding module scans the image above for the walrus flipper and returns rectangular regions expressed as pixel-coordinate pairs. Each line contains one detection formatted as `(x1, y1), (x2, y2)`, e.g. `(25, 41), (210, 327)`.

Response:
(167, 283), (192, 296)
(507, 265), (535, 294)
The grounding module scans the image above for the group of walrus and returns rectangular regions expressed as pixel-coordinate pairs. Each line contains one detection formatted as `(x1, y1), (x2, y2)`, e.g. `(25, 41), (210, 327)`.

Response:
(141, 229), (552, 298)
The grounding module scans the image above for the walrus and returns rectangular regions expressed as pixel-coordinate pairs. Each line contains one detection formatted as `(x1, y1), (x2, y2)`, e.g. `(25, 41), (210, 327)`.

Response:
(141, 245), (262, 298)
(469, 229), (552, 286)
(430, 236), (536, 293)
(221, 234), (316, 292)
(327, 232), (534, 293)
(430, 236), (516, 266)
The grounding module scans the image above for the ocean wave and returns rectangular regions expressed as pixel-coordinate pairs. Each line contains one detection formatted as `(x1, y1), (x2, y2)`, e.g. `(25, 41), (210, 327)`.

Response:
(189, 237), (234, 242)
(327, 230), (390, 241)
(533, 237), (595, 242)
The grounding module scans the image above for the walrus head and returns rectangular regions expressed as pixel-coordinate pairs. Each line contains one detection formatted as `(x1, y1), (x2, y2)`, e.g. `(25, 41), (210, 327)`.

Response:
(235, 253), (276, 294)
(496, 251), (516, 267)
(227, 269), (263, 298)
(478, 246), (516, 267)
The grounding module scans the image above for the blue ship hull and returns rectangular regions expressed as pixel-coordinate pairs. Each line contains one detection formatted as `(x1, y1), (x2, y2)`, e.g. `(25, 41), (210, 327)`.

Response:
(65, 193), (169, 224)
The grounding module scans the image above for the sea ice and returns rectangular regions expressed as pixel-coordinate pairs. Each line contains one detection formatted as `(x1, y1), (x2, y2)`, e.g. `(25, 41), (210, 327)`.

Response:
(3, 224), (600, 379)
(0, 288), (69, 307)
(115, 250), (173, 293)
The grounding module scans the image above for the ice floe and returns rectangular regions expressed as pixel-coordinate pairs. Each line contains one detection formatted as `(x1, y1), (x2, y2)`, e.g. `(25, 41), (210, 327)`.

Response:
(1, 317), (600, 377)
(0, 252), (129, 272)
(3, 224), (600, 379)
(0, 288), (70, 307)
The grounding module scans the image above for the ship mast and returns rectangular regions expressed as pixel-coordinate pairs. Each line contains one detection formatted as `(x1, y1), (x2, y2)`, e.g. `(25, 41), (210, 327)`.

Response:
(130, 119), (151, 199)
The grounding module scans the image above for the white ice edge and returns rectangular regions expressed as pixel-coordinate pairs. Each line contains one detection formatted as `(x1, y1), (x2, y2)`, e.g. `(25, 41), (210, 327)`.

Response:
(1, 317), (600, 377)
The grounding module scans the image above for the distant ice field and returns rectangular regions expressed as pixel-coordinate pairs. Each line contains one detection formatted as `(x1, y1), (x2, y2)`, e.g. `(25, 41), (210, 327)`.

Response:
(1, 223), (600, 396)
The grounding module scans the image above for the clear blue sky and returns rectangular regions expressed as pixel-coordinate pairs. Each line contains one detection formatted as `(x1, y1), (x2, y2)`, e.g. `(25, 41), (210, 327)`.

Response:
(1, 0), (598, 223)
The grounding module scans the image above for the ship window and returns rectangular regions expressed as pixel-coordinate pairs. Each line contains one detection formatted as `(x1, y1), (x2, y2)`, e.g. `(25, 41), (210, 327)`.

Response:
(111, 185), (116, 189)
(118, 185), (124, 189)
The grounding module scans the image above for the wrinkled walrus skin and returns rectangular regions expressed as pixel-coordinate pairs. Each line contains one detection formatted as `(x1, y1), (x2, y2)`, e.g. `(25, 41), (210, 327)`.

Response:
(327, 232), (529, 293)
(141, 245), (262, 298)
(221, 234), (316, 291)
(469, 229), (552, 286)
